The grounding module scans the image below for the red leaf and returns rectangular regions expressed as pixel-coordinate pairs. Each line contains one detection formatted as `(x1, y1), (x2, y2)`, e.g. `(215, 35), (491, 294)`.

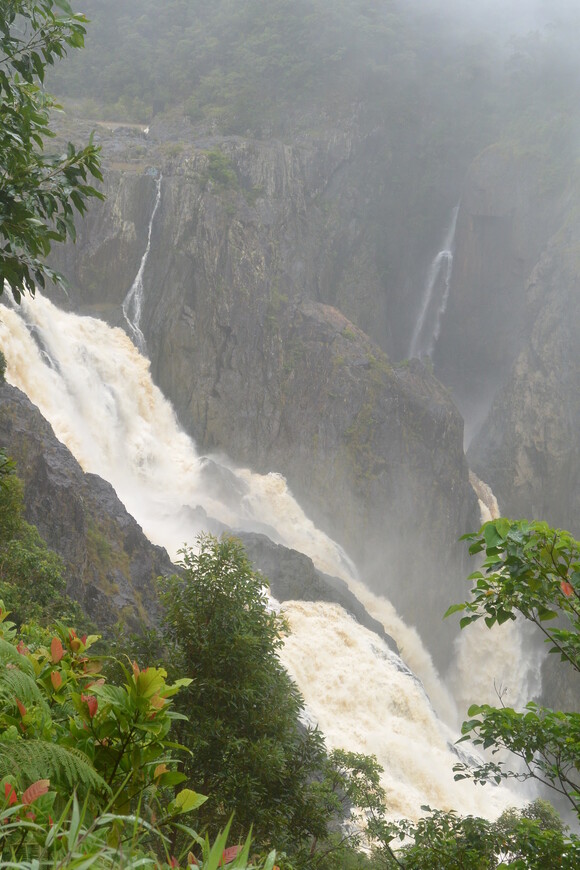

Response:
(4, 783), (18, 806)
(50, 671), (62, 691)
(81, 694), (98, 718)
(221, 845), (242, 865)
(17, 640), (29, 656)
(50, 637), (64, 664)
(561, 581), (574, 597)
(22, 779), (50, 806)
(16, 698), (26, 718)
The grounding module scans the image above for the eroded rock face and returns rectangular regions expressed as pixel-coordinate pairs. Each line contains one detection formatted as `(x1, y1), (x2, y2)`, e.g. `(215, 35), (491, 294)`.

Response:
(468, 219), (580, 533)
(45, 125), (478, 668)
(0, 383), (173, 629)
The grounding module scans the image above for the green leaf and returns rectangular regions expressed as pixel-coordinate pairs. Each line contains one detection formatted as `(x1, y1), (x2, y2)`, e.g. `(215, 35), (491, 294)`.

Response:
(172, 788), (208, 814)
(484, 523), (504, 548)
(443, 603), (465, 618)
(537, 606), (558, 621)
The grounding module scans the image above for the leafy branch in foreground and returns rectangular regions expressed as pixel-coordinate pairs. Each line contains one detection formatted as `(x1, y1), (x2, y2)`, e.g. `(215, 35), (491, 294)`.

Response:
(0, 0), (103, 300)
(445, 518), (580, 815)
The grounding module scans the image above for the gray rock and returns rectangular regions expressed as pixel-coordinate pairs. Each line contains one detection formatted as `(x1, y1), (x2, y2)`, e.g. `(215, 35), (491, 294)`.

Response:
(0, 383), (173, 630)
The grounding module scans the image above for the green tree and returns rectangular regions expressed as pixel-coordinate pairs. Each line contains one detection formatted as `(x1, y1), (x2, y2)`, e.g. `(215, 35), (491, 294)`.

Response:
(0, 0), (103, 300)
(370, 799), (577, 869)
(446, 519), (580, 816)
(159, 534), (334, 855)
(364, 518), (580, 868)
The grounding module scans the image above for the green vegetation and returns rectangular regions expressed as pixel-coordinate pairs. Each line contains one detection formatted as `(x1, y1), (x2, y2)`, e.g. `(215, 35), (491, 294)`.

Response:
(446, 519), (580, 812)
(202, 149), (239, 191)
(361, 518), (580, 868)
(0, 606), (275, 868)
(371, 799), (576, 869)
(0, 0), (103, 300)
(152, 535), (391, 866)
(4, 439), (580, 868)
(0, 457), (83, 627)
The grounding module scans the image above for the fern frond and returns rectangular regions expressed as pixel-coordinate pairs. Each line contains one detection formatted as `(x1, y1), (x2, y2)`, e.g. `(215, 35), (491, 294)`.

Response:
(0, 668), (51, 721)
(0, 637), (35, 675)
(0, 740), (110, 801)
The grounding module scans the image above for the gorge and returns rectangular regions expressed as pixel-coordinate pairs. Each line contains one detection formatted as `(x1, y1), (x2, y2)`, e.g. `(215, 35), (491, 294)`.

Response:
(0, 292), (532, 821)
(2, 0), (580, 842)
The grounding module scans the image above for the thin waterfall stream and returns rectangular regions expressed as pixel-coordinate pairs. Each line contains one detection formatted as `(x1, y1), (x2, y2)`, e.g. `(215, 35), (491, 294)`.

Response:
(122, 172), (162, 353)
(408, 205), (459, 359)
(0, 293), (529, 820)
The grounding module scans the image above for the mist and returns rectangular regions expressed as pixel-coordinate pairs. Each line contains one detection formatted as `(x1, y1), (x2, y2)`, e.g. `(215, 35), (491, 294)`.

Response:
(8, 0), (580, 836)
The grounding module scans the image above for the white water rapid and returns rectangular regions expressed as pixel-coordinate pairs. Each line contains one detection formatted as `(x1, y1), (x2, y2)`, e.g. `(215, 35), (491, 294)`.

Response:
(0, 294), (525, 820)
(122, 172), (162, 353)
(408, 205), (459, 359)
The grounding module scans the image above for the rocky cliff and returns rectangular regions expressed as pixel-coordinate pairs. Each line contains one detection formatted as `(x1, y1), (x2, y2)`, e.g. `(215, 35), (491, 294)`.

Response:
(46, 119), (477, 669)
(426, 138), (580, 537)
(0, 382), (400, 652)
(467, 214), (580, 534)
(0, 383), (173, 629)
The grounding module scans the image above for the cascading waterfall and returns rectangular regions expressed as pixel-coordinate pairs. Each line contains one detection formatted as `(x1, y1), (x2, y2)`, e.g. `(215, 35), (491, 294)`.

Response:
(0, 294), (526, 819)
(449, 472), (544, 734)
(408, 205), (459, 359)
(122, 172), (162, 353)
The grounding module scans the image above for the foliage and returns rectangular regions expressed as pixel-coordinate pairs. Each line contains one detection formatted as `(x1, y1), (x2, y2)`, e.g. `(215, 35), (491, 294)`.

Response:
(0, 0), (103, 300)
(159, 535), (330, 853)
(157, 535), (386, 864)
(370, 799), (579, 869)
(202, 149), (239, 191)
(445, 518), (580, 815)
(0, 605), (275, 868)
(0, 457), (83, 626)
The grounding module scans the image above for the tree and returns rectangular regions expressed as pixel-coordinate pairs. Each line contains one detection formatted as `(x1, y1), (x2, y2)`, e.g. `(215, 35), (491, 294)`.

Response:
(369, 799), (577, 869)
(363, 518), (580, 869)
(445, 518), (580, 817)
(0, 0), (103, 301)
(159, 534), (336, 855)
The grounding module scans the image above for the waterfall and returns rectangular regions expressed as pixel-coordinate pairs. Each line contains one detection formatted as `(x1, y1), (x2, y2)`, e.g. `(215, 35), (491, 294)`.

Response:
(408, 205), (459, 359)
(449, 473), (544, 725)
(0, 294), (525, 820)
(122, 172), (162, 353)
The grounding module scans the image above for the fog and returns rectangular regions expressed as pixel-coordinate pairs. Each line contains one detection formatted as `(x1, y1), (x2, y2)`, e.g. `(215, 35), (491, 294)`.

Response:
(16, 0), (580, 831)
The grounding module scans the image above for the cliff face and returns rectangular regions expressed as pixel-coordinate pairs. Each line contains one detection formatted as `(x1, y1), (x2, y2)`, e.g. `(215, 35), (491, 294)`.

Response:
(433, 144), (567, 434)
(467, 218), (580, 533)
(46, 121), (477, 668)
(425, 138), (580, 535)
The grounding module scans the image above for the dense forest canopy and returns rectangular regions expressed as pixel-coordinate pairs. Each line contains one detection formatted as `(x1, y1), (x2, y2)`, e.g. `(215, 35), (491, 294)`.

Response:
(50, 0), (580, 144)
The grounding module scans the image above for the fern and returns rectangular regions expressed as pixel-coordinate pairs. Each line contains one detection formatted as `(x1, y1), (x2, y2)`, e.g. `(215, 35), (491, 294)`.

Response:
(0, 740), (110, 801)
(0, 637), (35, 675)
(0, 668), (51, 722)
